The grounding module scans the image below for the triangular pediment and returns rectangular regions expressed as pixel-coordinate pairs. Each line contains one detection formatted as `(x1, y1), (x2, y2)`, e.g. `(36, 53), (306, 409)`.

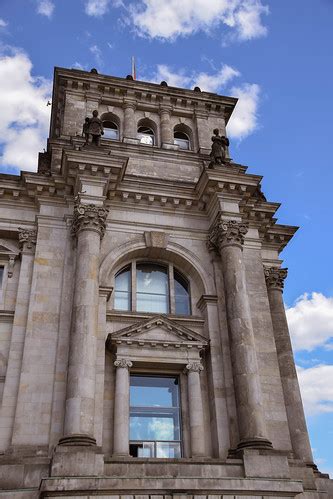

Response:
(0, 239), (19, 256)
(107, 315), (208, 350)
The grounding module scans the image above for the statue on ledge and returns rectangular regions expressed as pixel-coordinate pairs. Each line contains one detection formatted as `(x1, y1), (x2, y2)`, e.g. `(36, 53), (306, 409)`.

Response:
(83, 110), (104, 146)
(208, 128), (229, 168)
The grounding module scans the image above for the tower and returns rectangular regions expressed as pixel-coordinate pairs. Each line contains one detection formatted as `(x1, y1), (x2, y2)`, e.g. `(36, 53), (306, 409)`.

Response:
(0, 67), (331, 497)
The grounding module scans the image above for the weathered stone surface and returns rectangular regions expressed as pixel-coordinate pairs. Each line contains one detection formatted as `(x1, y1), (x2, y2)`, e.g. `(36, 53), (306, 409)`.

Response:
(0, 67), (331, 499)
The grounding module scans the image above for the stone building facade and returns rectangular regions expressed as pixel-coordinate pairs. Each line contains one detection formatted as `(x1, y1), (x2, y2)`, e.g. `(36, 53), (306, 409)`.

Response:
(0, 67), (331, 498)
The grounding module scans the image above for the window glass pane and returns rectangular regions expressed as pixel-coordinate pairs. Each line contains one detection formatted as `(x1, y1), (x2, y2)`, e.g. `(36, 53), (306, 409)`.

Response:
(174, 138), (189, 150)
(137, 126), (155, 145)
(136, 264), (168, 313)
(130, 412), (180, 441)
(174, 270), (190, 315)
(130, 376), (179, 407)
(103, 121), (119, 140)
(156, 442), (181, 458)
(0, 266), (4, 287)
(114, 266), (131, 310)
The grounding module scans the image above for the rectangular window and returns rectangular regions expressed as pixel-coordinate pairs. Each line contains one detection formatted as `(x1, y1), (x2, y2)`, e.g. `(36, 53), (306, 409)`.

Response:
(129, 375), (181, 458)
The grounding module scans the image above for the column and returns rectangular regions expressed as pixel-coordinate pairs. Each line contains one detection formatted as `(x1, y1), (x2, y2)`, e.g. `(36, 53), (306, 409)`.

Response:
(123, 99), (137, 142)
(113, 358), (132, 457)
(160, 106), (173, 146)
(208, 220), (272, 451)
(0, 229), (36, 451)
(185, 362), (206, 457)
(264, 267), (314, 464)
(59, 202), (108, 446)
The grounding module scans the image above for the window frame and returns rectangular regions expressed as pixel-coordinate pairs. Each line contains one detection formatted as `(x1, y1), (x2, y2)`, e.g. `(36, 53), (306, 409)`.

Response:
(129, 373), (183, 459)
(137, 126), (155, 146)
(113, 260), (192, 316)
(174, 130), (190, 150)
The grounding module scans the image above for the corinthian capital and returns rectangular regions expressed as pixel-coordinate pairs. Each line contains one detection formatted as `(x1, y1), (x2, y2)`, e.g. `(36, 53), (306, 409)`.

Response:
(185, 362), (204, 373)
(264, 267), (288, 291)
(71, 202), (109, 239)
(208, 219), (248, 253)
(18, 228), (37, 253)
(114, 359), (133, 369)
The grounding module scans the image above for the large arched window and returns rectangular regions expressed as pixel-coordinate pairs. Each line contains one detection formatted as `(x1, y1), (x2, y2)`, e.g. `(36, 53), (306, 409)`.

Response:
(114, 262), (191, 315)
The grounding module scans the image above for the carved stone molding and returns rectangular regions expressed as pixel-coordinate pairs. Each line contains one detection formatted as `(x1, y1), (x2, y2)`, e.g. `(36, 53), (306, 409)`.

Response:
(114, 359), (133, 369)
(208, 219), (248, 253)
(71, 202), (109, 238)
(18, 228), (37, 253)
(185, 362), (204, 373)
(264, 267), (288, 291)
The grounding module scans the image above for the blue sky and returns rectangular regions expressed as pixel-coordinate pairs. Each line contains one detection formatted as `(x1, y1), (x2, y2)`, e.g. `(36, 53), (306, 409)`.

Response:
(0, 0), (332, 473)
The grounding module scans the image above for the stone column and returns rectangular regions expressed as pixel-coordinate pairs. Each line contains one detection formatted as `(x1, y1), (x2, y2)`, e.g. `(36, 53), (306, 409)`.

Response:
(160, 106), (173, 146)
(264, 267), (314, 464)
(123, 100), (137, 141)
(185, 362), (206, 457)
(59, 203), (108, 446)
(208, 220), (272, 451)
(113, 358), (132, 457)
(0, 229), (36, 451)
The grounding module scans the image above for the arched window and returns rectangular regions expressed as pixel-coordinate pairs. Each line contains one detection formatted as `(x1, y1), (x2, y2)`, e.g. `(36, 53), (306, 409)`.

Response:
(137, 126), (155, 145)
(174, 130), (190, 150)
(103, 120), (119, 140)
(114, 262), (191, 315)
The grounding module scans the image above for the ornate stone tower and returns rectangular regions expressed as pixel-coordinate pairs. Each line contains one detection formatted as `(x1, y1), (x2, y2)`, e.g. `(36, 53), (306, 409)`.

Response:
(0, 67), (331, 498)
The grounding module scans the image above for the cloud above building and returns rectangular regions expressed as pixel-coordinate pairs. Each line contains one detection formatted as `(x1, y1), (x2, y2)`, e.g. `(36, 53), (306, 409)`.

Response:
(127, 0), (269, 42)
(36, 0), (55, 18)
(0, 47), (51, 172)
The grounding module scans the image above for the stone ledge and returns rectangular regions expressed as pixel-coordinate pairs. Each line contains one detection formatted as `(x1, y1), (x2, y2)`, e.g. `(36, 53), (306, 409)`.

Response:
(40, 476), (304, 497)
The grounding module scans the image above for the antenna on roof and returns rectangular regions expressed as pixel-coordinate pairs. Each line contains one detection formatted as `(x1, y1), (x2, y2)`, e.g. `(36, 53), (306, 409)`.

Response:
(131, 56), (136, 80)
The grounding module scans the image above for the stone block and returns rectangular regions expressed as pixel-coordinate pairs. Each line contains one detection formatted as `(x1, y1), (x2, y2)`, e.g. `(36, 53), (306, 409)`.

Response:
(243, 450), (290, 479)
(51, 446), (104, 477)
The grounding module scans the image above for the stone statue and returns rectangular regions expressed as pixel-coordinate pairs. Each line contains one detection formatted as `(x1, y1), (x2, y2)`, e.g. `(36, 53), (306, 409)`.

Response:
(83, 110), (104, 146)
(209, 128), (229, 168)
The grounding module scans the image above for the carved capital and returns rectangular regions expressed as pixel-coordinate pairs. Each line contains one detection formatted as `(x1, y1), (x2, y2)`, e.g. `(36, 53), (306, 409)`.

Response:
(264, 267), (288, 291)
(18, 228), (37, 253)
(114, 359), (133, 369)
(71, 203), (109, 239)
(185, 362), (204, 373)
(208, 219), (248, 253)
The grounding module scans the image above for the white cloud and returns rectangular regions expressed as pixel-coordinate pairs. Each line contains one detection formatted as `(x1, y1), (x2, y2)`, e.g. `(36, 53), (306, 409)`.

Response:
(128, 0), (269, 42)
(286, 292), (333, 351)
(297, 364), (333, 416)
(90, 44), (103, 67)
(0, 19), (8, 28)
(36, 0), (55, 18)
(0, 47), (51, 172)
(227, 83), (260, 139)
(85, 0), (111, 17)
(145, 64), (259, 140)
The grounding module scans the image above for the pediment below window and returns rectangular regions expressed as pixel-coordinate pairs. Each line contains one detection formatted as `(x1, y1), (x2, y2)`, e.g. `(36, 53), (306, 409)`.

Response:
(106, 315), (208, 352)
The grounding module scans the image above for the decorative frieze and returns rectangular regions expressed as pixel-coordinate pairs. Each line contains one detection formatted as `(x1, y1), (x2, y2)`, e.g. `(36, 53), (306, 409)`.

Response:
(208, 219), (248, 253)
(264, 267), (288, 291)
(71, 202), (109, 238)
(18, 228), (37, 252)
(114, 359), (133, 369)
(185, 362), (204, 373)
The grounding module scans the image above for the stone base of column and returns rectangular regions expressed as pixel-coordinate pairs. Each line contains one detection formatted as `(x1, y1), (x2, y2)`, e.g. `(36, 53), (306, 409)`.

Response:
(58, 434), (97, 446)
(237, 437), (273, 451)
(51, 445), (104, 477)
